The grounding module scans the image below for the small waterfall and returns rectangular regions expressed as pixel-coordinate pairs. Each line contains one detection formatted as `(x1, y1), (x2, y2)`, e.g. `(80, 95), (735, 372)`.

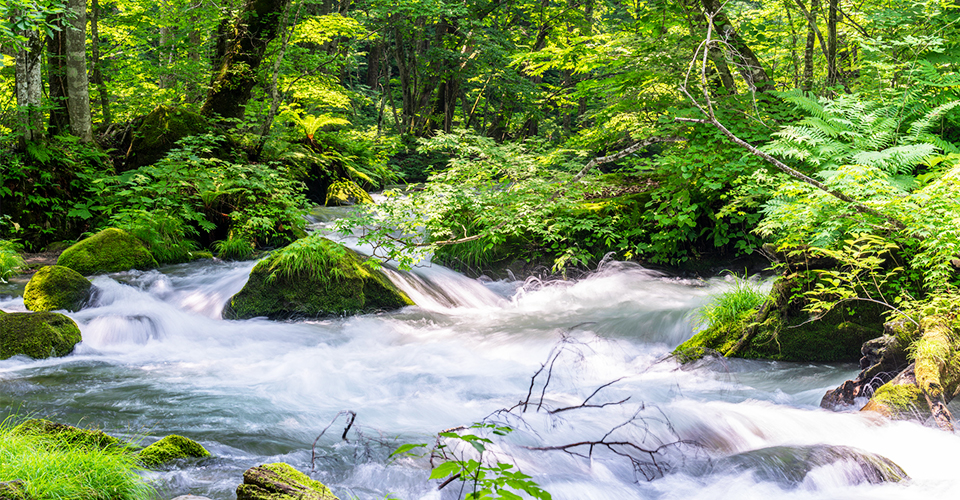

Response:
(381, 264), (509, 311)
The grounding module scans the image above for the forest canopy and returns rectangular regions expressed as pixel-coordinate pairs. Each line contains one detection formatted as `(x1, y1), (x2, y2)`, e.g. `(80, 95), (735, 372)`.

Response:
(0, 0), (957, 285)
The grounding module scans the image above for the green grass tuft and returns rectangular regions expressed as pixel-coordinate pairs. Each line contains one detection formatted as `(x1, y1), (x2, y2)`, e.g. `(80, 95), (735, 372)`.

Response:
(266, 235), (350, 283)
(698, 273), (768, 329)
(214, 235), (256, 261)
(0, 418), (154, 500)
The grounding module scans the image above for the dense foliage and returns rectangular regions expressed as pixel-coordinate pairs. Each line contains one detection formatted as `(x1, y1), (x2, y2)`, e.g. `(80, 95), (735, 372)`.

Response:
(0, 0), (957, 295)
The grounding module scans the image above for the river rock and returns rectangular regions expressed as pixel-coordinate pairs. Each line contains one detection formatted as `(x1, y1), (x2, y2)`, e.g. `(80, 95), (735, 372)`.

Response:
(324, 179), (373, 206)
(236, 463), (338, 500)
(23, 265), (94, 312)
(820, 319), (915, 410)
(687, 444), (908, 487)
(223, 236), (413, 319)
(0, 312), (82, 360)
(13, 419), (121, 450)
(137, 435), (211, 466)
(673, 271), (884, 363)
(57, 228), (158, 276)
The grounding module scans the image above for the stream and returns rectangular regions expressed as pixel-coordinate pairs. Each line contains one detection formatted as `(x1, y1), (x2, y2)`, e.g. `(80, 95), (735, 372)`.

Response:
(1, 251), (959, 500)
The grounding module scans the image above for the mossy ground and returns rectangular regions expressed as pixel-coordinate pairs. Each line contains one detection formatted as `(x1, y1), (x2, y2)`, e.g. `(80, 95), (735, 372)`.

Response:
(0, 312), (82, 360)
(224, 236), (413, 319)
(23, 266), (93, 312)
(13, 420), (121, 451)
(57, 228), (158, 276)
(137, 435), (210, 467)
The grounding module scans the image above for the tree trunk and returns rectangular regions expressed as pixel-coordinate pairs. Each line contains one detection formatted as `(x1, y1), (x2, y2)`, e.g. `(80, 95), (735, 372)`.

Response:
(801, 0), (818, 90)
(15, 28), (44, 142)
(700, 0), (773, 92)
(255, 0), (299, 157)
(91, 0), (112, 126)
(200, 0), (292, 120)
(47, 11), (70, 136)
(65, 0), (92, 141)
(827, 0), (838, 86)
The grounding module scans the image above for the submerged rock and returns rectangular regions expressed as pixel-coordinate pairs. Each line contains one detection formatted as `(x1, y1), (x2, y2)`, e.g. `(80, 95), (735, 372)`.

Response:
(224, 236), (413, 319)
(13, 419), (121, 450)
(687, 445), (908, 488)
(236, 463), (338, 500)
(0, 312), (82, 360)
(137, 435), (211, 467)
(674, 272), (884, 363)
(23, 265), (94, 312)
(57, 228), (158, 276)
(325, 179), (373, 206)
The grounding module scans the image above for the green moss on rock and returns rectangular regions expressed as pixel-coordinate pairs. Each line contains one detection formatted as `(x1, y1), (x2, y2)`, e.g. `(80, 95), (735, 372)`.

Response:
(0, 312), (82, 360)
(23, 266), (94, 312)
(674, 272), (884, 363)
(137, 435), (211, 467)
(57, 228), (158, 276)
(13, 419), (122, 451)
(224, 236), (413, 319)
(125, 105), (211, 170)
(863, 381), (925, 418)
(324, 179), (373, 206)
(236, 463), (338, 500)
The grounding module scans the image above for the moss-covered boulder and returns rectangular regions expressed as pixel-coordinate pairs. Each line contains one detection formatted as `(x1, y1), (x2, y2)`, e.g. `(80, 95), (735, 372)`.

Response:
(23, 266), (94, 312)
(57, 228), (158, 276)
(137, 435), (211, 467)
(0, 312), (82, 360)
(223, 236), (413, 319)
(124, 105), (211, 170)
(13, 419), (121, 450)
(324, 179), (373, 206)
(674, 272), (884, 363)
(236, 463), (338, 500)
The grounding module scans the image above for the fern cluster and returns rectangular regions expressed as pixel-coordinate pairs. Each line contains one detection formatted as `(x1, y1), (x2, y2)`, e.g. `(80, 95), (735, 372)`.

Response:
(758, 88), (960, 292)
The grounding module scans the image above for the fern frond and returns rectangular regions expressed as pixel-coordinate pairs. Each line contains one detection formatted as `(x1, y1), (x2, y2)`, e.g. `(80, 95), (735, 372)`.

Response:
(906, 100), (960, 143)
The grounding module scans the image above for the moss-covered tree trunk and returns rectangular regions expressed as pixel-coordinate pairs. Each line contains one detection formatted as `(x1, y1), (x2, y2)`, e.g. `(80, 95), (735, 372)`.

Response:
(861, 315), (959, 431)
(200, 0), (291, 120)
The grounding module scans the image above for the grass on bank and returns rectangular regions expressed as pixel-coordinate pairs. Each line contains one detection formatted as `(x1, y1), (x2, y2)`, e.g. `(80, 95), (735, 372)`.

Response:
(0, 419), (154, 500)
(698, 273), (768, 328)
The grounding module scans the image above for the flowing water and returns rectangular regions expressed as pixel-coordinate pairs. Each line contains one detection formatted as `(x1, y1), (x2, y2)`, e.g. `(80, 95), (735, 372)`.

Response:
(1, 255), (958, 500)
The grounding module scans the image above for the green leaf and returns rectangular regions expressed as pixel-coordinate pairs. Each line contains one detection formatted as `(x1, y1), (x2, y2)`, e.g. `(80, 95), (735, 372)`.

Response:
(429, 461), (462, 480)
